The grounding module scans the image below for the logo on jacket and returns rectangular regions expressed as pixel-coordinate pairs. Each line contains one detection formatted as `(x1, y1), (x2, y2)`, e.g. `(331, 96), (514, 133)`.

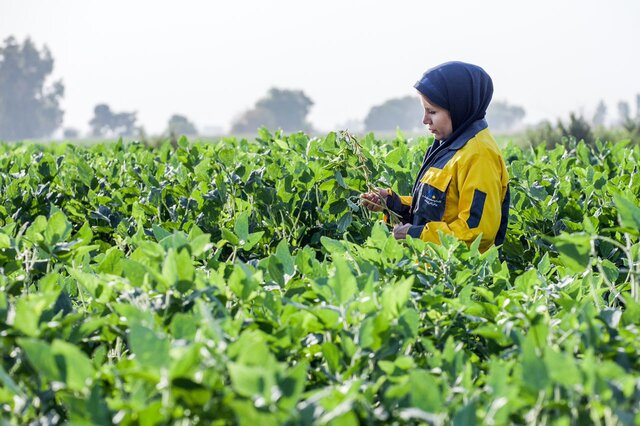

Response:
(422, 193), (442, 207)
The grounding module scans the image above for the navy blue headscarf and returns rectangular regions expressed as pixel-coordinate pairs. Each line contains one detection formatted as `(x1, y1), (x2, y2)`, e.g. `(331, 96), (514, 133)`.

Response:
(414, 61), (493, 144)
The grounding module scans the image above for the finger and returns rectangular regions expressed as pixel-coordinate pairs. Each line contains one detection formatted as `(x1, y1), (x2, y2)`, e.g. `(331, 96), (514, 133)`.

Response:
(361, 199), (382, 211)
(364, 195), (381, 205)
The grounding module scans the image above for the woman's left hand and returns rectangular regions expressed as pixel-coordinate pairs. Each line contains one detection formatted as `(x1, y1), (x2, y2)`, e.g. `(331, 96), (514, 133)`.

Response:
(393, 223), (412, 240)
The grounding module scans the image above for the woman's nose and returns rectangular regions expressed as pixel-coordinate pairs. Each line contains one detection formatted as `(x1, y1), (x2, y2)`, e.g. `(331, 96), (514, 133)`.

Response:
(423, 114), (431, 125)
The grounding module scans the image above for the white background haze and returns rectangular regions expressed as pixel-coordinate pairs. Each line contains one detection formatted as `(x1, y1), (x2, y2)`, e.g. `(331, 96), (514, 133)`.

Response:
(1, 0), (639, 135)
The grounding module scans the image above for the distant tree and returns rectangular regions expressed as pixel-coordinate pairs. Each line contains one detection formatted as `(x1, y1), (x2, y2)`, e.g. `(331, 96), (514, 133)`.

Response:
(231, 88), (313, 133)
(364, 96), (422, 132)
(618, 101), (630, 124)
(558, 112), (593, 145)
(231, 107), (277, 134)
(486, 101), (526, 132)
(592, 100), (607, 127)
(63, 127), (79, 139)
(167, 114), (197, 136)
(526, 113), (594, 148)
(89, 104), (138, 138)
(636, 94), (640, 120)
(0, 36), (64, 140)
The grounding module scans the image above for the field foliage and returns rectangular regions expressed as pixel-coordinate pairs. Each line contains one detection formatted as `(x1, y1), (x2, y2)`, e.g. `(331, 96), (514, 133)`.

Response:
(0, 130), (639, 425)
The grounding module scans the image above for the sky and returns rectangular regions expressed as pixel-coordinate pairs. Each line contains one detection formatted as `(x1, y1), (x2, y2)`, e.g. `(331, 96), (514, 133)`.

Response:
(1, 0), (639, 136)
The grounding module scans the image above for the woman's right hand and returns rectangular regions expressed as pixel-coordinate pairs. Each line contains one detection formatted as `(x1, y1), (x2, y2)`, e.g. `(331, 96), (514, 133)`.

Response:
(360, 188), (390, 212)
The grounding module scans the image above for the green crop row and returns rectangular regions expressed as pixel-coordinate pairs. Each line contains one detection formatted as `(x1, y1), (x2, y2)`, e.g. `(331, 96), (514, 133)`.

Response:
(0, 131), (638, 425)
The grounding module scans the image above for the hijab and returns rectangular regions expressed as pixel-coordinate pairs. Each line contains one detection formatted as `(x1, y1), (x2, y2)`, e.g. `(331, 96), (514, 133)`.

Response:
(414, 61), (493, 145)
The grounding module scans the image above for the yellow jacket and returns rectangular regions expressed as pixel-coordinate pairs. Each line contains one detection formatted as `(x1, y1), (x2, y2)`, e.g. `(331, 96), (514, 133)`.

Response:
(387, 121), (509, 252)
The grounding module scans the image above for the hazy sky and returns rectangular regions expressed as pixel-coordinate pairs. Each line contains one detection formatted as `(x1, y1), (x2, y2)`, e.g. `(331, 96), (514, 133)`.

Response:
(1, 0), (639, 135)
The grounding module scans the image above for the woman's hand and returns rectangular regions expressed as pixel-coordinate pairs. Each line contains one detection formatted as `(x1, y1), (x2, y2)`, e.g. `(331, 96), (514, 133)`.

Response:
(360, 188), (390, 212)
(393, 223), (412, 240)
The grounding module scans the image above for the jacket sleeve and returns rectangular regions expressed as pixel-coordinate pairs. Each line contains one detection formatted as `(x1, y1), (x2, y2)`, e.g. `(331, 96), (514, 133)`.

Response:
(384, 189), (412, 224)
(409, 152), (506, 248)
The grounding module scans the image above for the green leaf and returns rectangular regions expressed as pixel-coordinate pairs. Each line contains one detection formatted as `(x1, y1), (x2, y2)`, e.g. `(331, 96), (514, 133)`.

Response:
(278, 361), (307, 410)
(336, 212), (352, 233)
(453, 401), (477, 426)
(13, 292), (59, 337)
(218, 147), (236, 166)
(51, 340), (95, 391)
(0, 233), (10, 249)
(152, 224), (172, 241)
(0, 364), (23, 396)
(162, 248), (195, 293)
(335, 171), (347, 189)
(241, 231), (264, 251)
(409, 369), (443, 412)
(228, 362), (276, 400)
(320, 236), (347, 255)
(26, 215), (47, 243)
(96, 247), (125, 274)
(382, 277), (413, 319)
(129, 323), (171, 371)
(613, 193), (640, 234)
(275, 239), (295, 277)
(235, 211), (250, 241)
(18, 338), (59, 382)
(221, 228), (240, 245)
(553, 233), (591, 274)
(322, 342), (341, 375)
(544, 350), (580, 386)
(172, 315), (198, 344)
(330, 257), (357, 304)
(520, 335), (549, 393)
(45, 211), (72, 246)
(189, 233), (212, 257)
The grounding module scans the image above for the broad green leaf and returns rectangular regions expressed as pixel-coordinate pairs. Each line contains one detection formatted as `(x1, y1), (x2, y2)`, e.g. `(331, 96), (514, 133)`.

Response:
(553, 233), (591, 274)
(613, 193), (640, 234)
(453, 401), (477, 426)
(44, 211), (72, 246)
(335, 171), (347, 189)
(409, 369), (443, 413)
(322, 342), (341, 375)
(189, 233), (212, 257)
(18, 338), (59, 382)
(382, 277), (413, 319)
(51, 340), (95, 391)
(221, 228), (239, 245)
(275, 239), (295, 277)
(520, 335), (549, 393)
(129, 323), (171, 371)
(228, 362), (276, 400)
(241, 231), (264, 251)
(278, 361), (307, 410)
(13, 292), (59, 337)
(0, 364), (22, 396)
(544, 350), (580, 386)
(152, 224), (172, 241)
(330, 257), (357, 304)
(234, 211), (250, 241)
(320, 236), (347, 254)
(162, 248), (194, 293)
(0, 233), (10, 249)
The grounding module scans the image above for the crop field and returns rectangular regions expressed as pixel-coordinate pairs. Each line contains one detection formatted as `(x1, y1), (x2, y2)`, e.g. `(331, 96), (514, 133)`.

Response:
(0, 130), (639, 425)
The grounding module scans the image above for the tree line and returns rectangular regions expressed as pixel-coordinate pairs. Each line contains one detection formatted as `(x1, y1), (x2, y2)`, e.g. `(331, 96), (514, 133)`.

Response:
(0, 36), (635, 141)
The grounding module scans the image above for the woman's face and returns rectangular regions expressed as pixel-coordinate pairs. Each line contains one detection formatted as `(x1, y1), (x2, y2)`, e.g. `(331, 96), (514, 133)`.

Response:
(420, 95), (453, 140)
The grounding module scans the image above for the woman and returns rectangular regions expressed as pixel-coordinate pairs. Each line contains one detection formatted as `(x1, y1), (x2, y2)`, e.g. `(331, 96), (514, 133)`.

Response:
(361, 61), (509, 252)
